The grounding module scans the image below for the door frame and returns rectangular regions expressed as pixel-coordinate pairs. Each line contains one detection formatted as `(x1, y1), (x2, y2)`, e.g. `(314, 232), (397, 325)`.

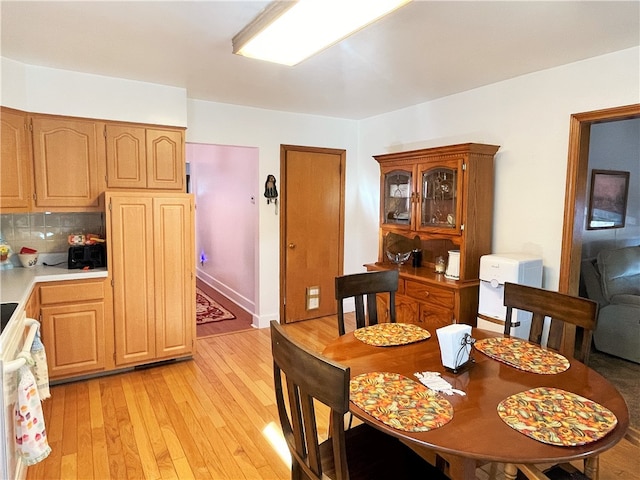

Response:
(559, 103), (640, 294)
(279, 144), (346, 323)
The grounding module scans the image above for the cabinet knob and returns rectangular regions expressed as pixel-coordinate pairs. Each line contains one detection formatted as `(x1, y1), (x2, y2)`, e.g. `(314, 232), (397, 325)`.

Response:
(423, 291), (430, 297)
(288, 243), (296, 249)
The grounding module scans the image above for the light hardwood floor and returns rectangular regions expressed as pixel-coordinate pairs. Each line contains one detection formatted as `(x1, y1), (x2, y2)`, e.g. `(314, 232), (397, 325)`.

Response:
(28, 315), (639, 479)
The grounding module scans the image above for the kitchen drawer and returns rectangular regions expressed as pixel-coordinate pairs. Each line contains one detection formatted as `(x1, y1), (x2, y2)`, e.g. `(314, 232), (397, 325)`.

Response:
(405, 280), (454, 310)
(40, 279), (105, 305)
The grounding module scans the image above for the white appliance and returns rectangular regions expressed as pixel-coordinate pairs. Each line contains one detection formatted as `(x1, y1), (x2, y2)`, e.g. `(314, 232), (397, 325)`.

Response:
(476, 253), (543, 339)
(1, 309), (41, 480)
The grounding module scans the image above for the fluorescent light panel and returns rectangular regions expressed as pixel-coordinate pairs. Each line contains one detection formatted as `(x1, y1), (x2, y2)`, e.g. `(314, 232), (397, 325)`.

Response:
(232, 0), (411, 66)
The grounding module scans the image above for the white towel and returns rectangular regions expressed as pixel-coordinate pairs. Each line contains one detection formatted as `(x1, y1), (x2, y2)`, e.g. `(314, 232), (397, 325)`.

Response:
(14, 365), (52, 466)
(30, 327), (50, 400)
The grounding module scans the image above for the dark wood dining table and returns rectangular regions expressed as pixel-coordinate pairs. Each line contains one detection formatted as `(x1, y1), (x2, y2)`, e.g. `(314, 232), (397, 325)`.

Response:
(321, 328), (629, 480)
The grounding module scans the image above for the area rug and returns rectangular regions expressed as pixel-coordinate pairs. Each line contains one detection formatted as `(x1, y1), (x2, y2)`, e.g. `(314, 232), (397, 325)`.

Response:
(196, 288), (236, 324)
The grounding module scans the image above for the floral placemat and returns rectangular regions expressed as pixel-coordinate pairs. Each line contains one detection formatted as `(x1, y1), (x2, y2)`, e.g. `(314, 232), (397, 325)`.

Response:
(353, 323), (431, 347)
(497, 387), (618, 446)
(474, 337), (570, 374)
(349, 372), (453, 432)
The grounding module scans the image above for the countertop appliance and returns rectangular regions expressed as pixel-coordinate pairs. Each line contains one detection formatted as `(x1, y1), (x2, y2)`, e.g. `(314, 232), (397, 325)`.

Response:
(68, 244), (106, 269)
(476, 253), (543, 339)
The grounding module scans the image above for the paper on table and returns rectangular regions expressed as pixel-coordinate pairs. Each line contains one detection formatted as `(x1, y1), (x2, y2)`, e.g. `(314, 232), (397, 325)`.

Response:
(415, 371), (466, 396)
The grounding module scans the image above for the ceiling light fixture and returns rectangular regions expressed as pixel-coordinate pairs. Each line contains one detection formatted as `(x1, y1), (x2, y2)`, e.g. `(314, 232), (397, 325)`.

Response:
(232, 0), (411, 66)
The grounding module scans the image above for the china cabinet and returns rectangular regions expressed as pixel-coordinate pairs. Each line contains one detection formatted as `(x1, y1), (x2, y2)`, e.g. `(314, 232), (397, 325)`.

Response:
(368, 143), (499, 327)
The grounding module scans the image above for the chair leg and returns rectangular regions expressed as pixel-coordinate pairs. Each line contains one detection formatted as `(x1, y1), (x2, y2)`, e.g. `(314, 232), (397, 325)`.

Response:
(504, 463), (519, 480)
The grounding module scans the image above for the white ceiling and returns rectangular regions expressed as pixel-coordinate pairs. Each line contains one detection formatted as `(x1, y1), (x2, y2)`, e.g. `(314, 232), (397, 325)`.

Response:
(1, 1), (639, 120)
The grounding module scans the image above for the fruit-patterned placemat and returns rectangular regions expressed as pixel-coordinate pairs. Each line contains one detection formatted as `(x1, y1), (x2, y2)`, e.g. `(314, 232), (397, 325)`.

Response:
(497, 387), (618, 446)
(353, 323), (431, 347)
(349, 371), (453, 432)
(474, 337), (570, 374)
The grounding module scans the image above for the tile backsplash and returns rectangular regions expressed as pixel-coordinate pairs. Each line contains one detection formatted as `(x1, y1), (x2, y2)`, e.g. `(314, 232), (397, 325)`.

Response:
(0, 212), (105, 253)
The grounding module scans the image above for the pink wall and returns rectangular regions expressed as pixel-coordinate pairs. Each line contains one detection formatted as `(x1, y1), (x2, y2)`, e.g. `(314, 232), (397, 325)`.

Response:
(187, 143), (258, 315)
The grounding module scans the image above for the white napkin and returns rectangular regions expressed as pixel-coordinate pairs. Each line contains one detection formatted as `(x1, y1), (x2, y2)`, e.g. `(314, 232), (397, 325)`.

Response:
(414, 371), (466, 396)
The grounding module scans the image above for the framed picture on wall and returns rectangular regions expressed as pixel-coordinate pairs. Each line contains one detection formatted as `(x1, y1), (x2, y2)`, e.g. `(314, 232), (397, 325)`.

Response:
(587, 169), (630, 229)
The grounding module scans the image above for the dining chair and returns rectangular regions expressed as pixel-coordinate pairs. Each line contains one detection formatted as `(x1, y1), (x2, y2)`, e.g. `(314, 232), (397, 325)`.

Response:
(335, 269), (399, 336)
(502, 282), (599, 480)
(504, 282), (598, 365)
(270, 320), (449, 480)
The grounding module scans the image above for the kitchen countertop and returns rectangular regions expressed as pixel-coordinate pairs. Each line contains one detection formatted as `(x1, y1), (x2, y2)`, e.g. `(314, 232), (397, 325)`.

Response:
(1, 264), (108, 312)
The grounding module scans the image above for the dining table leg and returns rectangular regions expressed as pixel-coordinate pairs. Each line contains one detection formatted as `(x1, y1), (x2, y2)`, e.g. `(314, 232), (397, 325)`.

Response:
(444, 454), (479, 480)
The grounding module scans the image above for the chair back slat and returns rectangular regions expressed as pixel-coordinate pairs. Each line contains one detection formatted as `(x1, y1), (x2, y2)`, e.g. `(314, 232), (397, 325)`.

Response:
(503, 282), (598, 364)
(335, 270), (399, 335)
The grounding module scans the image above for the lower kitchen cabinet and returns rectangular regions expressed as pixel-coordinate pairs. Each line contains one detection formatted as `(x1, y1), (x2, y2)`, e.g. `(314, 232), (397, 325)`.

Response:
(106, 192), (195, 367)
(38, 278), (113, 380)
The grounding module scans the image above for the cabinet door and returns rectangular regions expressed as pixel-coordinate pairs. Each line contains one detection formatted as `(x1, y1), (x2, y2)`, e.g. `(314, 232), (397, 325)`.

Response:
(31, 116), (102, 209)
(417, 303), (453, 332)
(41, 301), (106, 378)
(146, 129), (184, 190)
(109, 195), (156, 365)
(395, 293), (420, 325)
(0, 108), (31, 211)
(417, 158), (464, 235)
(153, 196), (194, 358)
(105, 125), (147, 189)
(380, 165), (414, 231)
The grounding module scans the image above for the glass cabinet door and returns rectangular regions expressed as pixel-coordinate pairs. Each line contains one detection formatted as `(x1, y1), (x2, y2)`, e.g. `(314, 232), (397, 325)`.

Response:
(420, 162), (461, 232)
(382, 169), (412, 226)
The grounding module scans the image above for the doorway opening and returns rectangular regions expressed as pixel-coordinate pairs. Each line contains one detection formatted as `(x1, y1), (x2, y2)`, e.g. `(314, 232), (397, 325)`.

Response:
(559, 104), (640, 294)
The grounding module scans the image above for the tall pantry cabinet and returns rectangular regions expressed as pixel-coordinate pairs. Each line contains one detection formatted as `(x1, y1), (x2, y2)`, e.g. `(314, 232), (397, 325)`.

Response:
(106, 192), (195, 367)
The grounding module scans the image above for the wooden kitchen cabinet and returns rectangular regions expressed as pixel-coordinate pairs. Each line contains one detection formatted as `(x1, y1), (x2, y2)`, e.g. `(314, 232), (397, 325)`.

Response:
(107, 192), (195, 367)
(31, 114), (106, 210)
(105, 123), (185, 190)
(370, 143), (498, 326)
(38, 278), (113, 380)
(0, 107), (32, 212)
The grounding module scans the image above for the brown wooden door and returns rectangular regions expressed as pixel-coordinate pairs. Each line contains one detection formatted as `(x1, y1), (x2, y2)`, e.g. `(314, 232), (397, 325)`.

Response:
(281, 146), (345, 323)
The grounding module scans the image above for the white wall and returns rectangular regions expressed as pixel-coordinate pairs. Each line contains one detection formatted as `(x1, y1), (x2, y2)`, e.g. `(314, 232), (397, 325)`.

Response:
(1, 57), (188, 126)
(358, 47), (640, 289)
(186, 100), (358, 327)
(187, 143), (258, 322)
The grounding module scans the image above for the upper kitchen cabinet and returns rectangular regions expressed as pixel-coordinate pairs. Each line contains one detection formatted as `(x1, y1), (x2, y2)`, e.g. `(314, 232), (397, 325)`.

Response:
(105, 123), (185, 191)
(0, 107), (32, 212)
(375, 143), (499, 281)
(31, 114), (106, 211)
